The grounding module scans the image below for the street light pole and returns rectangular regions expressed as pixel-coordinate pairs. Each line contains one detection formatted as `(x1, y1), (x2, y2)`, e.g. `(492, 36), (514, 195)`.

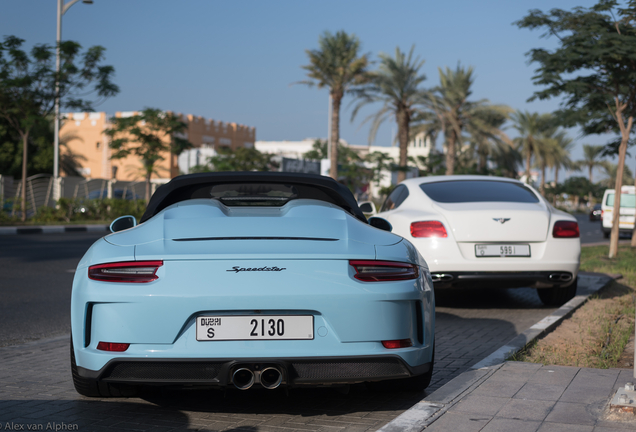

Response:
(53, 0), (93, 200)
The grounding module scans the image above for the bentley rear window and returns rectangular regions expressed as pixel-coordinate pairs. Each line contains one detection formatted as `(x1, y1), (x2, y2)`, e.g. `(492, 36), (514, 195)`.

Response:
(419, 180), (540, 203)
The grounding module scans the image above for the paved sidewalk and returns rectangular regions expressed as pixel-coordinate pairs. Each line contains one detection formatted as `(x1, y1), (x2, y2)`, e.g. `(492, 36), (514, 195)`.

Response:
(383, 362), (636, 432)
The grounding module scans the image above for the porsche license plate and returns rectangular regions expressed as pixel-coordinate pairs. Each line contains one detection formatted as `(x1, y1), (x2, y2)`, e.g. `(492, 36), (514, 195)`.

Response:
(196, 315), (314, 341)
(475, 244), (530, 257)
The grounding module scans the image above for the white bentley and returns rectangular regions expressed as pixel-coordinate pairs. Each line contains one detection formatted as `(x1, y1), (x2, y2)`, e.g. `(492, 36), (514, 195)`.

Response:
(366, 175), (580, 306)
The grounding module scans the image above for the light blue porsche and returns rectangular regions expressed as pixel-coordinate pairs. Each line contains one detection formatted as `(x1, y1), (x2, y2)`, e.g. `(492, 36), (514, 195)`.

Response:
(70, 172), (435, 396)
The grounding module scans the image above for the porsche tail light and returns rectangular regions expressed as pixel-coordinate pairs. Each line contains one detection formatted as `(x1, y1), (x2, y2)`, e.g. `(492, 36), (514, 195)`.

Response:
(553, 221), (580, 238)
(97, 342), (129, 352)
(410, 221), (448, 238)
(382, 339), (412, 349)
(349, 260), (419, 282)
(88, 261), (163, 283)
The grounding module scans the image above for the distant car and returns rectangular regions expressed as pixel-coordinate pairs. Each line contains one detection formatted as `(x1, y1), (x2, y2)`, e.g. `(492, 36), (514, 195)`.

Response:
(600, 186), (635, 238)
(371, 175), (581, 306)
(70, 172), (436, 397)
(589, 204), (602, 221)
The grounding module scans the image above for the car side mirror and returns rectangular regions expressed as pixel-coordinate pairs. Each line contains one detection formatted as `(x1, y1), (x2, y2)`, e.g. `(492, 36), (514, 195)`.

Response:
(368, 217), (392, 232)
(110, 215), (137, 233)
(359, 201), (377, 215)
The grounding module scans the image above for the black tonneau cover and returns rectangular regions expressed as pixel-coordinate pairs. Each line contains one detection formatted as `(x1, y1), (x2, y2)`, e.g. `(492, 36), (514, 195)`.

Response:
(140, 172), (367, 223)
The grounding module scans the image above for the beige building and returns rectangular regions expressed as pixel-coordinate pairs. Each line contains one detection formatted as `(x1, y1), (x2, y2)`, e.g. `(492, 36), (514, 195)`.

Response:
(60, 111), (256, 181)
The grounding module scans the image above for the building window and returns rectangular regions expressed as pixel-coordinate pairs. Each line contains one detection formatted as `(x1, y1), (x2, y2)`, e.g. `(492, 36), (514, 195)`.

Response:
(96, 141), (100, 149)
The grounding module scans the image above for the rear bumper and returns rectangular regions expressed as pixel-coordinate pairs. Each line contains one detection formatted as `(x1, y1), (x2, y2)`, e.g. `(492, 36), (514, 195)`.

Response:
(431, 271), (575, 289)
(601, 226), (634, 235)
(77, 355), (432, 388)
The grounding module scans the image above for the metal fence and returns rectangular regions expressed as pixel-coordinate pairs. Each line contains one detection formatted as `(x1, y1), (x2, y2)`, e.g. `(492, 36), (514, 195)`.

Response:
(0, 175), (151, 218)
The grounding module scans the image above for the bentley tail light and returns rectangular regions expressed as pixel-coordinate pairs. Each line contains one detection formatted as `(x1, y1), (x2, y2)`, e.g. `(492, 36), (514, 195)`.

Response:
(382, 339), (413, 349)
(552, 221), (579, 238)
(88, 261), (163, 283)
(410, 221), (448, 238)
(349, 260), (419, 282)
(97, 342), (130, 352)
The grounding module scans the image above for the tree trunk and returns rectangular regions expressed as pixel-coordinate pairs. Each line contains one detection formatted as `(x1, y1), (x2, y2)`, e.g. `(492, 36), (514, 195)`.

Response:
(588, 164), (594, 204)
(479, 153), (487, 172)
(145, 171), (151, 202)
(169, 138), (175, 179)
(397, 108), (410, 183)
(445, 131), (456, 176)
(553, 165), (560, 206)
(329, 93), (342, 181)
(609, 105), (633, 258)
(632, 155), (636, 248)
(525, 146), (532, 184)
(20, 131), (29, 222)
(540, 163), (546, 196)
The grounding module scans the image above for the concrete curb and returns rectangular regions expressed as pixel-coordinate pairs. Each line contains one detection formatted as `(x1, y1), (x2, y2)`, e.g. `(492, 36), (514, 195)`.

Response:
(0, 224), (109, 235)
(379, 272), (617, 432)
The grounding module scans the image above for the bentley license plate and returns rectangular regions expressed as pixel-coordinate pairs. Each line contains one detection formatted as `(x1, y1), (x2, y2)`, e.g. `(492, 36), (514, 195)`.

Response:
(196, 315), (314, 341)
(475, 244), (530, 257)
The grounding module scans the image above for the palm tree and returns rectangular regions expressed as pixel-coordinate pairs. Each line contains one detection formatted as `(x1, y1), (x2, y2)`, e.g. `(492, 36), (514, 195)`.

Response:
(577, 144), (605, 184)
(59, 131), (88, 177)
(419, 64), (511, 175)
(466, 107), (514, 173)
(534, 129), (574, 197)
(351, 46), (427, 183)
(550, 132), (574, 186)
(298, 31), (369, 180)
(548, 132), (575, 204)
(599, 161), (634, 188)
(511, 111), (552, 184)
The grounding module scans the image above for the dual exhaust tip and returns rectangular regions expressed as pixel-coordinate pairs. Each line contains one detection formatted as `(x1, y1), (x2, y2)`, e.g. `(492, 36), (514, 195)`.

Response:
(431, 273), (454, 283)
(549, 272), (572, 282)
(232, 366), (283, 390)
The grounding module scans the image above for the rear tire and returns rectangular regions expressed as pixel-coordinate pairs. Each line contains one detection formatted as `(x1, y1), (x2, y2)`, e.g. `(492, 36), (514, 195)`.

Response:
(603, 229), (610, 239)
(537, 278), (577, 307)
(71, 340), (139, 398)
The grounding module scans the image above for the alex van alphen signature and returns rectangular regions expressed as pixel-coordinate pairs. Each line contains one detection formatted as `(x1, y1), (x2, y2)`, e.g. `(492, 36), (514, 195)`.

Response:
(227, 266), (286, 273)
(2, 422), (78, 431)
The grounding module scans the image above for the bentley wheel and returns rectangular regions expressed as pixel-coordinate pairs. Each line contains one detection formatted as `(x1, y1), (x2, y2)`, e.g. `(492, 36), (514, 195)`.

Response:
(537, 278), (577, 307)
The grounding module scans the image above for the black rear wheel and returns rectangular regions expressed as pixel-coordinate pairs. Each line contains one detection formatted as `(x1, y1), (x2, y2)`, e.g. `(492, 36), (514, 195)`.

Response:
(537, 278), (577, 307)
(71, 339), (139, 398)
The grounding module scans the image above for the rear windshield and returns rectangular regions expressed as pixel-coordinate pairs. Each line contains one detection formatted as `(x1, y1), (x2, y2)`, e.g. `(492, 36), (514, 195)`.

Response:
(192, 183), (297, 206)
(181, 182), (344, 208)
(419, 180), (540, 203)
(606, 193), (636, 208)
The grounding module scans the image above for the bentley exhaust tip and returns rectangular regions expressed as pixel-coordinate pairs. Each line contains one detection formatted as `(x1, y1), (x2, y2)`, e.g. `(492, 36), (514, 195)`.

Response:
(431, 273), (454, 283)
(260, 367), (283, 389)
(232, 368), (255, 390)
(549, 273), (572, 282)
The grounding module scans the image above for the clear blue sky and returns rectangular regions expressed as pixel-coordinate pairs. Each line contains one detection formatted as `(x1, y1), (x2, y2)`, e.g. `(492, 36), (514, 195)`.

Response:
(2, 0), (634, 179)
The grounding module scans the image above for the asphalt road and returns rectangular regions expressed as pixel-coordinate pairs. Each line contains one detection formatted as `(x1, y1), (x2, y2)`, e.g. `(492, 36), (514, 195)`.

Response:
(577, 214), (605, 244)
(0, 231), (105, 346)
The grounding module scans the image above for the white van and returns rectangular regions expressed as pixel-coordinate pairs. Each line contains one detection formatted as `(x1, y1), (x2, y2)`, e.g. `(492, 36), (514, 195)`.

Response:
(601, 185), (635, 238)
